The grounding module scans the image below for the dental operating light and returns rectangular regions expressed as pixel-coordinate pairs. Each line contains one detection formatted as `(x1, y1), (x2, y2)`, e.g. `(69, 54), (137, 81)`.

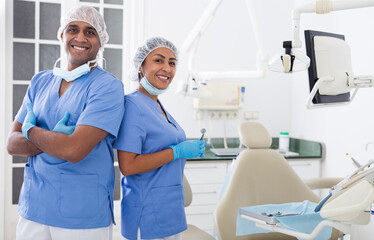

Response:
(268, 41), (310, 73)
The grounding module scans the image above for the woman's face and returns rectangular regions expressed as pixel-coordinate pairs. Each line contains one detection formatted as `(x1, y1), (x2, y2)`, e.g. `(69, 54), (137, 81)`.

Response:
(141, 47), (177, 90)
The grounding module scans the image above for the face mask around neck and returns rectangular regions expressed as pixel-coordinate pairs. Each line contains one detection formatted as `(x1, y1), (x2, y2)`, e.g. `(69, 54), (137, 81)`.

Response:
(53, 57), (97, 82)
(140, 76), (169, 95)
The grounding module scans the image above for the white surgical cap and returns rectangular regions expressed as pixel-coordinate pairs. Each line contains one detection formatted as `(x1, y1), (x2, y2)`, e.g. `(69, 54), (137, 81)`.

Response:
(57, 5), (109, 51)
(130, 37), (178, 81)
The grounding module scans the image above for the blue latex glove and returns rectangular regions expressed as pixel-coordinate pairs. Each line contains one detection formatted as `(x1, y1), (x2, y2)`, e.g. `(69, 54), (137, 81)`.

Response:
(53, 112), (76, 135)
(170, 140), (205, 160)
(22, 103), (36, 141)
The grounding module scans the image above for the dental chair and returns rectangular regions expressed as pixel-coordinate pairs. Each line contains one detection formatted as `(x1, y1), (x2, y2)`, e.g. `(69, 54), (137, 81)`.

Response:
(182, 175), (215, 240)
(213, 122), (343, 240)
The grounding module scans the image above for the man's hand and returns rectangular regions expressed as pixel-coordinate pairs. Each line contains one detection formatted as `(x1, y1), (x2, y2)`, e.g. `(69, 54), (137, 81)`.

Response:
(53, 112), (76, 135)
(22, 103), (36, 141)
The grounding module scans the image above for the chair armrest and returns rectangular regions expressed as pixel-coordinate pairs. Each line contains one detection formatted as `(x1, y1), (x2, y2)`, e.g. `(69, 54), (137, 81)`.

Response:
(212, 211), (222, 240)
(304, 177), (343, 190)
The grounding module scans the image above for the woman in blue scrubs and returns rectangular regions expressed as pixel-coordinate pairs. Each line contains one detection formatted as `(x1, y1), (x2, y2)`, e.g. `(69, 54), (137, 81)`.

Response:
(114, 37), (205, 240)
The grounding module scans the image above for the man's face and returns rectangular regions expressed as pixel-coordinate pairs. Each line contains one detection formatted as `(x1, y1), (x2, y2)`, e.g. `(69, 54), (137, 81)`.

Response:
(61, 21), (101, 70)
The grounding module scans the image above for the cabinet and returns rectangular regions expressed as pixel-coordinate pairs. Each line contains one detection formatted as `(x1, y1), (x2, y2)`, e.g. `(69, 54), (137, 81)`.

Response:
(184, 158), (322, 235)
(288, 159), (321, 179)
(184, 161), (231, 235)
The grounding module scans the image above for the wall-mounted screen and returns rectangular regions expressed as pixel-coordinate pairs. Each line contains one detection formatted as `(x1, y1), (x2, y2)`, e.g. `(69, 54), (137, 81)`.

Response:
(304, 30), (351, 104)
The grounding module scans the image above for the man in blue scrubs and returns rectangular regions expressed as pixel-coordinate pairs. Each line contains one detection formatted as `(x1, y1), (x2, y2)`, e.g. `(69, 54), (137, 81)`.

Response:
(6, 6), (124, 240)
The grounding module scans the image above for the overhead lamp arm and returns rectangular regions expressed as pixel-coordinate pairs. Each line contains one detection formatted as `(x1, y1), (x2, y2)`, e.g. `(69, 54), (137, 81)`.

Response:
(292, 0), (374, 48)
(181, 0), (223, 53)
(182, 0), (267, 84)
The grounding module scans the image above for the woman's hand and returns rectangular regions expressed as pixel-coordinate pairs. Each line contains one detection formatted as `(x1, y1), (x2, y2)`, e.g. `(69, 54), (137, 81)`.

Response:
(170, 139), (205, 160)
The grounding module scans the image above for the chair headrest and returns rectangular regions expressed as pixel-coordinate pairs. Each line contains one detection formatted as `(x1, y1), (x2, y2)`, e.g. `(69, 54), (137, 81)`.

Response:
(239, 122), (272, 149)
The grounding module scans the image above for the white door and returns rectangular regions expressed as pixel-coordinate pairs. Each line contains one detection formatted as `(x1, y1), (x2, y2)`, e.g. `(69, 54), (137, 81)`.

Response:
(3, 0), (127, 239)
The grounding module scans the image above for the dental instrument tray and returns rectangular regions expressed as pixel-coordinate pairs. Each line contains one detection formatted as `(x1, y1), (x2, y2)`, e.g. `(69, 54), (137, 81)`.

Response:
(210, 148), (247, 156)
(239, 208), (280, 225)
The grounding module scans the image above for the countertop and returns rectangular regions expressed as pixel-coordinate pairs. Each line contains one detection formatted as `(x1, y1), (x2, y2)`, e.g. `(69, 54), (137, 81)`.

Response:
(187, 137), (324, 161)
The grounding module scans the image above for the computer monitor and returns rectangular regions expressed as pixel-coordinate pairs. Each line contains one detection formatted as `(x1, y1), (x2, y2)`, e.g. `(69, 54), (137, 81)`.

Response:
(304, 30), (350, 104)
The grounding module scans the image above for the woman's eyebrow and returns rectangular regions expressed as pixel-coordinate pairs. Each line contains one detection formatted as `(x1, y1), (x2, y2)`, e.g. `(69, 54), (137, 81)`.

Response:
(152, 54), (177, 61)
(153, 53), (166, 59)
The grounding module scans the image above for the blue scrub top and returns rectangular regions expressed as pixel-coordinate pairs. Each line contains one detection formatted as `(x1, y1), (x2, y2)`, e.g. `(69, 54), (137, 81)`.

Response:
(114, 91), (187, 240)
(15, 66), (125, 229)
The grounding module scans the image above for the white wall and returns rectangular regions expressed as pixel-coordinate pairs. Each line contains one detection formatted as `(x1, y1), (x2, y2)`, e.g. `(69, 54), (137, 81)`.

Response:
(138, 0), (294, 139)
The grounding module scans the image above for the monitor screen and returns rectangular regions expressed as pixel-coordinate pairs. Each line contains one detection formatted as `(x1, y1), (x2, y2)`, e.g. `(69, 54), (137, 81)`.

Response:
(304, 30), (350, 104)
